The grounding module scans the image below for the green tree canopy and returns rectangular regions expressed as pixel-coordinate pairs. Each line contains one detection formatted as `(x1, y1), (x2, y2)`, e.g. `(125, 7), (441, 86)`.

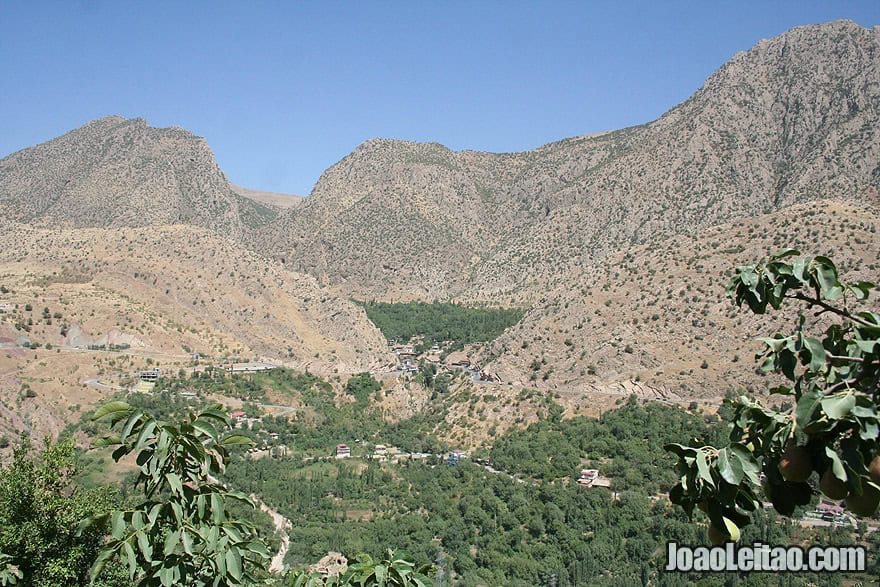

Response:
(0, 438), (119, 587)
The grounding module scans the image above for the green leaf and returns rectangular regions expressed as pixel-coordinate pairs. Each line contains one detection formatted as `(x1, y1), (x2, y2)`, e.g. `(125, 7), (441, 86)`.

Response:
(821, 393), (856, 420)
(182, 529), (194, 556)
(215, 548), (227, 577)
(812, 256), (842, 300)
(136, 529), (153, 560)
(199, 405), (231, 422)
(133, 418), (158, 451)
(664, 443), (699, 459)
(93, 401), (133, 423)
(131, 511), (145, 531)
(148, 503), (162, 525)
(854, 339), (879, 353)
(220, 434), (254, 447)
(123, 540), (137, 579)
(717, 448), (744, 485)
(159, 565), (176, 587)
(848, 281), (875, 300)
(860, 421), (879, 441)
(163, 529), (180, 557)
(801, 337), (827, 373)
(121, 410), (146, 440)
(758, 336), (788, 352)
(207, 526), (219, 550)
(768, 385), (793, 396)
(166, 472), (184, 497)
(247, 541), (270, 558)
(171, 501), (183, 525)
(695, 451), (714, 488)
(223, 525), (244, 543)
(824, 447), (847, 482)
(375, 563), (387, 585)
(795, 389), (823, 430)
(792, 257), (807, 281)
(771, 248), (800, 260)
(729, 444), (761, 485)
(740, 268), (758, 290)
(90, 546), (117, 583)
(211, 492), (225, 524)
(92, 435), (123, 448)
(111, 511), (126, 539)
(226, 547), (243, 581)
(111, 444), (129, 462)
(778, 349), (797, 380)
(192, 419), (219, 442)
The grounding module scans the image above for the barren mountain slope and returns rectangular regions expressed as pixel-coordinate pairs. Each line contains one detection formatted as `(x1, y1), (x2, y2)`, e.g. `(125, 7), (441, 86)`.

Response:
(254, 140), (528, 300)
(0, 116), (276, 238)
(0, 220), (391, 372)
(259, 20), (880, 302)
(474, 200), (880, 404)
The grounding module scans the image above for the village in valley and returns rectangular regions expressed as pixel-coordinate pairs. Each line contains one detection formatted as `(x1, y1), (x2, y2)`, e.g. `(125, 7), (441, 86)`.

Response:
(121, 345), (618, 493)
(389, 336), (473, 375)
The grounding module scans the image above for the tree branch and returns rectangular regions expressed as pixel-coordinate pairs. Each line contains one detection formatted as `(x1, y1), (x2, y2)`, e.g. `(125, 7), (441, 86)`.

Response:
(827, 355), (866, 364)
(788, 293), (875, 328)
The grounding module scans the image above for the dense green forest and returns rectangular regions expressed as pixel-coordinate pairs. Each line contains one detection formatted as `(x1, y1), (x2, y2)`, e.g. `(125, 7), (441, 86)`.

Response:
(354, 301), (525, 352)
(487, 400), (727, 492)
(217, 393), (876, 586)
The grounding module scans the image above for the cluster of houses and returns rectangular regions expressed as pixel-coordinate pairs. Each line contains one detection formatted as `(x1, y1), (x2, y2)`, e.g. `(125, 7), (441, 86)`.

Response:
(230, 411), (289, 459)
(447, 449), (466, 467)
(334, 443), (462, 465)
(577, 468), (611, 488)
(390, 338), (473, 374)
(139, 369), (161, 382)
(812, 502), (854, 527)
(231, 410), (264, 430)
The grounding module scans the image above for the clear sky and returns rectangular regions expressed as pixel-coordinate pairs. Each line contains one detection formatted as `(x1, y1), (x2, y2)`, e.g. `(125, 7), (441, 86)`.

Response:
(2, 1), (879, 196)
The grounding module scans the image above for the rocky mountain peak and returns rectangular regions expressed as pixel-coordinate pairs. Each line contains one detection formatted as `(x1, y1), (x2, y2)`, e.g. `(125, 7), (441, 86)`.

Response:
(0, 116), (276, 238)
(258, 20), (880, 301)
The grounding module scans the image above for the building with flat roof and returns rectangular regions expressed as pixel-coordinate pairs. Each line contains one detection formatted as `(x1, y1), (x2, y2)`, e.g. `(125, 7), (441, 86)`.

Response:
(139, 369), (161, 382)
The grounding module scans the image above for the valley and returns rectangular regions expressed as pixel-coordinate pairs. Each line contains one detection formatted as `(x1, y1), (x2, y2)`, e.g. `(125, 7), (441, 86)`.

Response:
(0, 18), (878, 586)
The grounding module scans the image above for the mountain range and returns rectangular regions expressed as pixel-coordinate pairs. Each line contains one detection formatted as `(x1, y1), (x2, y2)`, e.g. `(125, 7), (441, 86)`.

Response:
(0, 19), (878, 444)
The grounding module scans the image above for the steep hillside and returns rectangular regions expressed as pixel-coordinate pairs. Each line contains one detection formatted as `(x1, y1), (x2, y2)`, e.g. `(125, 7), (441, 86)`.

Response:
(259, 20), (880, 301)
(0, 216), (395, 442)
(0, 220), (392, 371)
(475, 200), (880, 404)
(0, 116), (276, 239)
(254, 140), (525, 300)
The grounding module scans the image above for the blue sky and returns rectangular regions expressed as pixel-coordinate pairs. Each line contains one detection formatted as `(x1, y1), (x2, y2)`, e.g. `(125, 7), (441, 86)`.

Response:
(2, 1), (879, 196)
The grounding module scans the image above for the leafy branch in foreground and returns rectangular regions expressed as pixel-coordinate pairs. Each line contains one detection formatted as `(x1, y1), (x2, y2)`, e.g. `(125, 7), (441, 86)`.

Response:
(288, 551), (434, 587)
(666, 251), (879, 543)
(83, 402), (269, 586)
(0, 553), (22, 586)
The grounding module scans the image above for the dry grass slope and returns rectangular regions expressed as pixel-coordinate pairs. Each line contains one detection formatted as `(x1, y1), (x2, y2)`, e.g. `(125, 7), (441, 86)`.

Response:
(477, 201), (880, 406)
